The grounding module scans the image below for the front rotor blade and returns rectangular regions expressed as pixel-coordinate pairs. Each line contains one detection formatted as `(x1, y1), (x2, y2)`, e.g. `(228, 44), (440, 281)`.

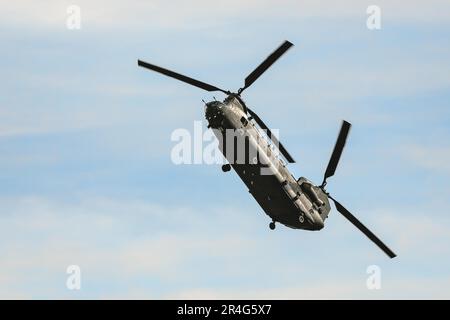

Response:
(323, 120), (351, 185)
(138, 60), (229, 94)
(248, 108), (295, 163)
(240, 41), (294, 93)
(329, 196), (396, 259)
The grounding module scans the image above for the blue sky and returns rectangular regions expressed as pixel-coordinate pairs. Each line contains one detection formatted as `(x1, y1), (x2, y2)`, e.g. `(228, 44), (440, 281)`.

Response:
(1, 0), (450, 299)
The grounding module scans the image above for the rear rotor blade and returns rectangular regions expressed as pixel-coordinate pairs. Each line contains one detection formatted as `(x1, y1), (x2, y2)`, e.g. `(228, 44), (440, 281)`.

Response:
(248, 108), (295, 163)
(138, 60), (229, 94)
(329, 196), (396, 259)
(240, 41), (294, 94)
(322, 120), (351, 185)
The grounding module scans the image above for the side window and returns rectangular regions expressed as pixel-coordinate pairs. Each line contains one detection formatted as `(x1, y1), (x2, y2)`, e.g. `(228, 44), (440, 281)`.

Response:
(240, 116), (248, 126)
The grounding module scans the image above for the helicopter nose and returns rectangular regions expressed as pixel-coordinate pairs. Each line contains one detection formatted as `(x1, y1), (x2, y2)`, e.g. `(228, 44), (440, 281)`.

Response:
(205, 101), (222, 109)
(205, 101), (225, 127)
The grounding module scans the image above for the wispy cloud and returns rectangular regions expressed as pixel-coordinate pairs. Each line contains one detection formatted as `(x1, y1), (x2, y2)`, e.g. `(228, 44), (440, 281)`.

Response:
(2, 1), (450, 31)
(1, 0), (450, 300)
(401, 144), (450, 174)
(166, 277), (450, 299)
(0, 196), (260, 298)
(1, 196), (449, 299)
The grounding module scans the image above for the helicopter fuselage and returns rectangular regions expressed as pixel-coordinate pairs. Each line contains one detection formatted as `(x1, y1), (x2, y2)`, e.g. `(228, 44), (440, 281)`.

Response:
(205, 95), (330, 231)
(137, 39), (397, 257)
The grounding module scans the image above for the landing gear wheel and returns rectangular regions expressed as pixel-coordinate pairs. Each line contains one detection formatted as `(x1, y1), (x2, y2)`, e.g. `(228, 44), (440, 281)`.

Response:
(269, 221), (276, 230)
(222, 164), (231, 172)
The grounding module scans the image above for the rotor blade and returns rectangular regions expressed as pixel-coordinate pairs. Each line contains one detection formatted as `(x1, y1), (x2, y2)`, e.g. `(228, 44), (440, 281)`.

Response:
(248, 108), (295, 163)
(137, 59), (229, 94)
(240, 41), (294, 93)
(323, 120), (351, 185)
(329, 196), (396, 259)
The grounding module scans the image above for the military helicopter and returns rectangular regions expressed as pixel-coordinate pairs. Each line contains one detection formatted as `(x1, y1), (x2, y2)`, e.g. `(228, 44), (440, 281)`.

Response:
(138, 40), (396, 258)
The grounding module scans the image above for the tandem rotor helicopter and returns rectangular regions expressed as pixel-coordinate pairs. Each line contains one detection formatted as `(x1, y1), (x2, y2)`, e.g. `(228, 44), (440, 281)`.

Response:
(138, 40), (396, 258)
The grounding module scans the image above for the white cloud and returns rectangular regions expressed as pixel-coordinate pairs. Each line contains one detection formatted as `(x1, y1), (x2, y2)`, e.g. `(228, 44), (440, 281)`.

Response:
(166, 277), (450, 299)
(166, 282), (366, 299)
(402, 144), (450, 174)
(1, 0), (450, 300)
(0, 196), (259, 298)
(1, 1), (449, 31)
(1, 195), (450, 298)
(374, 210), (450, 256)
